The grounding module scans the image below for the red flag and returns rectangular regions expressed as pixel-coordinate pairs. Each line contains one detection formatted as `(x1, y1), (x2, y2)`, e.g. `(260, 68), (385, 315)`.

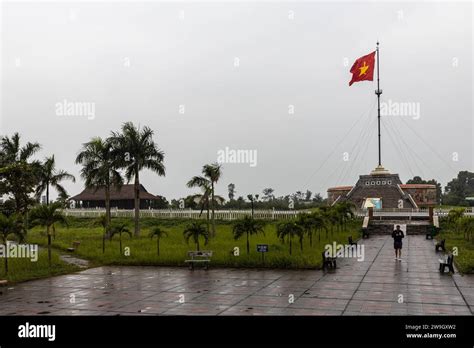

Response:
(349, 51), (376, 86)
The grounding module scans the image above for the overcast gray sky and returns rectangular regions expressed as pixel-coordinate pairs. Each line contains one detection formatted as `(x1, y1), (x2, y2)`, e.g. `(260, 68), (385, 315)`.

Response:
(1, 1), (473, 201)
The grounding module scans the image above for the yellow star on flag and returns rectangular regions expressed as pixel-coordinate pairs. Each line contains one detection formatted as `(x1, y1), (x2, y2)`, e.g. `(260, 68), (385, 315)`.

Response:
(359, 61), (369, 76)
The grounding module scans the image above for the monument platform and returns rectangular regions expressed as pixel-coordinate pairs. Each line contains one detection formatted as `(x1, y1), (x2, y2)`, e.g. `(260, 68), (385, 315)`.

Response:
(327, 166), (437, 209)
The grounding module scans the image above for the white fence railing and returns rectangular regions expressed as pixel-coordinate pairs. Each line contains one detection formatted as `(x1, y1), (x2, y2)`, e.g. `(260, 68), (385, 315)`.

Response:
(353, 208), (474, 218)
(63, 207), (474, 220)
(434, 208), (474, 217)
(63, 208), (303, 220)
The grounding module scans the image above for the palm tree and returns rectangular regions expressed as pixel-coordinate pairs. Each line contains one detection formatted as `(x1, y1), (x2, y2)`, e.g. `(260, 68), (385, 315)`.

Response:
(149, 227), (168, 256)
(36, 155), (75, 205)
(297, 228), (305, 252)
(111, 122), (166, 236)
(187, 177), (212, 233)
(456, 216), (474, 241)
(0, 213), (26, 274)
(227, 183), (236, 201)
(309, 210), (327, 243)
(56, 191), (72, 208)
(232, 215), (266, 255)
(466, 218), (474, 241)
(320, 206), (338, 238)
(333, 202), (354, 232)
(76, 137), (123, 230)
(94, 214), (109, 253)
(187, 177), (224, 235)
(0, 133), (42, 214)
(447, 208), (465, 225)
(30, 202), (68, 266)
(202, 163), (222, 237)
(276, 220), (303, 255)
(109, 223), (132, 255)
(183, 222), (208, 251)
(296, 214), (312, 247)
(247, 194), (259, 218)
(0, 133), (41, 164)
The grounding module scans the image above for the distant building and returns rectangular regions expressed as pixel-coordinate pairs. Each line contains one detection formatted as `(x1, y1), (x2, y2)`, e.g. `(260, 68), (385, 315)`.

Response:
(71, 184), (163, 209)
(327, 165), (437, 209)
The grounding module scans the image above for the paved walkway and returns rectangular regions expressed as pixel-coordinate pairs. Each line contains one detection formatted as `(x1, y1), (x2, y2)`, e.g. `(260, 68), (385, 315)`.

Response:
(38, 245), (90, 268)
(0, 235), (473, 315)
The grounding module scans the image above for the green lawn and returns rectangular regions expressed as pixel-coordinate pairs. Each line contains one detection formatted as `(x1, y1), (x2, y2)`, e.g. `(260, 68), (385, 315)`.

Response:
(25, 217), (363, 269)
(0, 250), (79, 283)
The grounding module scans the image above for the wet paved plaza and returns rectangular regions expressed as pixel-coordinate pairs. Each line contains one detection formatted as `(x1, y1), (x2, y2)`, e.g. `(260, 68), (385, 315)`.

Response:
(0, 235), (473, 315)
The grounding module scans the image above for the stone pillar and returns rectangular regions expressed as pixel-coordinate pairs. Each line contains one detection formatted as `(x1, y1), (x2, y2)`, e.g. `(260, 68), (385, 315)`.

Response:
(429, 206), (434, 224)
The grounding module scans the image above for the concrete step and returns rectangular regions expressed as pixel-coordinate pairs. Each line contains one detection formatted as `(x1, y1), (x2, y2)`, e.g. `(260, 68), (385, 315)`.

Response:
(371, 216), (431, 222)
(370, 220), (430, 226)
(367, 223), (430, 235)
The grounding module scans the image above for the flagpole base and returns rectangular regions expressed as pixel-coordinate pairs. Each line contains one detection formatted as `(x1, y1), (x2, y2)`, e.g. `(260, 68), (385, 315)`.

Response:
(370, 165), (390, 175)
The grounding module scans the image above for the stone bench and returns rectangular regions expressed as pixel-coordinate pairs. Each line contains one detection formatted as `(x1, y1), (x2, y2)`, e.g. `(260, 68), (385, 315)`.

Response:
(67, 241), (81, 252)
(435, 239), (446, 252)
(322, 251), (337, 270)
(185, 251), (212, 271)
(348, 236), (357, 246)
(439, 253), (455, 274)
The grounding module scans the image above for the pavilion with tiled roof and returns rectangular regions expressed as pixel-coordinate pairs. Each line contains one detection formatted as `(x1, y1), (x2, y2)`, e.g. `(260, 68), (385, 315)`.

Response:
(71, 184), (162, 209)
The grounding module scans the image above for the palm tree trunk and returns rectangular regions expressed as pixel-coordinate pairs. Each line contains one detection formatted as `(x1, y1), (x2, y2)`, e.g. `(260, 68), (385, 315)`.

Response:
(211, 182), (216, 237)
(46, 183), (49, 205)
(47, 226), (52, 267)
(157, 238), (160, 256)
(196, 238), (200, 251)
(14, 193), (22, 214)
(102, 234), (105, 253)
(206, 203), (210, 235)
(289, 237), (292, 255)
(134, 171), (140, 237)
(105, 186), (111, 226)
(3, 243), (8, 274)
(300, 239), (303, 252)
(246, 232), (250, 255)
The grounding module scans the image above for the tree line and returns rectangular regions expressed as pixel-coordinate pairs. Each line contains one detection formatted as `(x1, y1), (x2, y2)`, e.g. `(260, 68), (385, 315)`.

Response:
(0, 122), (165, 238)
(157, 201), (356, 257)
(169, 187), (325, 211)
(1, 122), (473, 247)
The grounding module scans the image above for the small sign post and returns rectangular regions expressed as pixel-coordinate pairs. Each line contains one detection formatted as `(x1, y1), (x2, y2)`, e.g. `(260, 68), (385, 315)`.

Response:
(257, 244), (268, 264)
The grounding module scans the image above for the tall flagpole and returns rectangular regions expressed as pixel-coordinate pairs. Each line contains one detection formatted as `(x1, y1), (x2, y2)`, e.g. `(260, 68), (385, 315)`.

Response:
(375, 41), (382, 166)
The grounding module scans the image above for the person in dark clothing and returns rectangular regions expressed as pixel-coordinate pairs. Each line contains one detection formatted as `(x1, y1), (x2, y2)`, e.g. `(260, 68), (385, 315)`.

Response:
(392, 225), (405, 261)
